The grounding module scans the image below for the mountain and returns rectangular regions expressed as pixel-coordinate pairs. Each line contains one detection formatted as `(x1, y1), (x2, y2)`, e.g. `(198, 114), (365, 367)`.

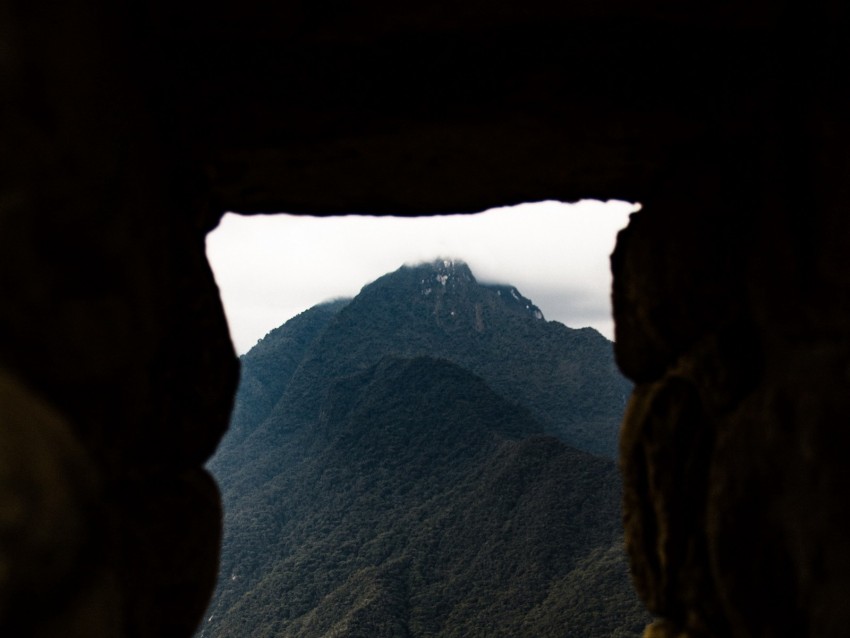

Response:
(225, 298), (350, 454)
(200, 261), (647, 638)
(229, 259), (628, 465)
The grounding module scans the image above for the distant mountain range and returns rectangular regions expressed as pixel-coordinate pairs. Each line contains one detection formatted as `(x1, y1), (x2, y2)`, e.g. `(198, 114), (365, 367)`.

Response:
(200, 260), (646, 638)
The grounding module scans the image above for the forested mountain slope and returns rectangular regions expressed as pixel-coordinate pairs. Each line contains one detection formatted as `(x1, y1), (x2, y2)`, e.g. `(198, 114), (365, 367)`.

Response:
(221, 259), (629, 468)
(201, 261), (646, 637)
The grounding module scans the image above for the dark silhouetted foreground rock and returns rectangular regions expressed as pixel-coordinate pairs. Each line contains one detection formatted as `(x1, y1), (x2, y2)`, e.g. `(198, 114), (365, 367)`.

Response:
(4, 1), (850, 636)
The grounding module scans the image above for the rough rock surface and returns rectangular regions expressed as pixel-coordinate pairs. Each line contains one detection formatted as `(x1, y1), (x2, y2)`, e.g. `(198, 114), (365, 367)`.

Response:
(2, 1), (850, 637)
(614, 149), (850, 637)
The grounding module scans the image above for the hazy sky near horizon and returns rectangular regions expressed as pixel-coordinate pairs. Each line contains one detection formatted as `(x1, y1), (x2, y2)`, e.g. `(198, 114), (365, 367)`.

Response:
(206, 200), (638, 354)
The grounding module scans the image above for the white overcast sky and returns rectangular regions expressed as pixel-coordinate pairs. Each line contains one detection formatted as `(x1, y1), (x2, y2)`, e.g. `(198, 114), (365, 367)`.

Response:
(206, 200), (638, 354)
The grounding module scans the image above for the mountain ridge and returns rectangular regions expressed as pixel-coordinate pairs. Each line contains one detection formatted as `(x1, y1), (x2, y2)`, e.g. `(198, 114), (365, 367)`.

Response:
(201, 260), (646, 638)
(228, 260), (629, 462)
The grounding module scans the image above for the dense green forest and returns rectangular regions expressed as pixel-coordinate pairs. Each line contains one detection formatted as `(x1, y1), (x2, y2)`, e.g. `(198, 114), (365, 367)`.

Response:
(200, 260), (647, 637)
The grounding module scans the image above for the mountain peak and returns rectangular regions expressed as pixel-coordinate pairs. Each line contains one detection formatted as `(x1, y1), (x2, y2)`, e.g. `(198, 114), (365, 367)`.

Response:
(205, 256), (640, 638)
(406, 257), (472, 279)
(394, 259), (546, 322)
(405, 258), (477, 296)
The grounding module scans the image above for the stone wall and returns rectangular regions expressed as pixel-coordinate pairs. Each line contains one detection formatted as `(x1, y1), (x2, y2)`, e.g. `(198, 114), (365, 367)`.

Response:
(615, 121), (850, 636)
(1, 2), (236, 635)
(1, 1), (849, 636)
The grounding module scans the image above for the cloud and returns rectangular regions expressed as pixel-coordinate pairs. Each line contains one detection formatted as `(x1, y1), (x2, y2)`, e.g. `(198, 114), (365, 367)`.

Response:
(205, 200), (637, 354)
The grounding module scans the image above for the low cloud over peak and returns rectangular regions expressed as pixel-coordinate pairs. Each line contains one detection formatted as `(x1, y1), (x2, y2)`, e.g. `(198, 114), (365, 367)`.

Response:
(206, 200), (636, 353)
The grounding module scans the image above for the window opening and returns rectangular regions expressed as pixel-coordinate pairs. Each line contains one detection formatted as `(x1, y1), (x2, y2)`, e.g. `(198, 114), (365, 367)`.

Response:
(200, 200), (647, 638)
